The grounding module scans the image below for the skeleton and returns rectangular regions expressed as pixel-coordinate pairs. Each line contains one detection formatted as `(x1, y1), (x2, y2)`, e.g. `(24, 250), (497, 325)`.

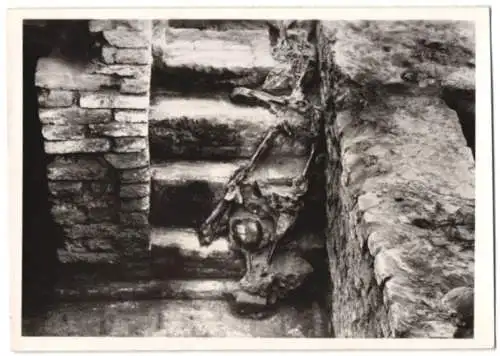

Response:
(198, 121), (316, 263)
(196, 20), (321, 308)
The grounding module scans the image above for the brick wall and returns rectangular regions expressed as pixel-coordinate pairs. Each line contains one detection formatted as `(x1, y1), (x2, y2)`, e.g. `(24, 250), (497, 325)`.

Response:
(35, 20), (153, 270)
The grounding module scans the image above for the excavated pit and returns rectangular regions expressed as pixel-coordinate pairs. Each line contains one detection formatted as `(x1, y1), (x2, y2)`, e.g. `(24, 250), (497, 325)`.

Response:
(23, 19), (336, 338)
(23, 19), (476, 339)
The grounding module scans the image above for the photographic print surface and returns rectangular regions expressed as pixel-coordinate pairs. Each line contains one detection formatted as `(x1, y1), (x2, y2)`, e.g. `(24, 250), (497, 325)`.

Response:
(11, 7), (493, 351)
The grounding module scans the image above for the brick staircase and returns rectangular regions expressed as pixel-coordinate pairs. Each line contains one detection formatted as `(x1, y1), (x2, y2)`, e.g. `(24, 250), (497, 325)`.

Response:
(24, 22), (331, 338)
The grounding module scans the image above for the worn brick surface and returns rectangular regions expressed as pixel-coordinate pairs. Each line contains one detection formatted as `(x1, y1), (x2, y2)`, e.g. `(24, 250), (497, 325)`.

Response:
(88, 20), (114, 32)
(104, 151), (149, 169)
(120, 78), (150, 94)
(89, 20), (149, 33)
(83, 238), (115, 252)
(102, 47), (151, 65)
(90, 64), (149, 78)
(113, 138), (147, 152)
(80, 93), (149, 109)
(35, 58), (121, 91)
(116, 49), (151, 64)
(119, 167), (150, 183)
(64, 238), (116, 253)
(42, 125), (86, 141)
(57, 249), (120, 264)
(87, 208), (116, 223)
(63, 223), (119, 240)
(39, 108), (112, 125)
(120, 197), (150, 212)
(48, 182), (83, 197)
(51, 203), (87, 225)
(38, 90), (75, 107)
(103, 29), (151, 48)
(89, 123), (148, 137)
(88, 182), (115, 195)
(47, 158), (109, 181)
(114, 110), (148, 123)
(114, 227), (150, 255)
(119, 212), (149, 227)
(83, 196), (116, 210)
(119, 183), (150, 198)
(45, 139), (111, 154)
(101, 46), (117, 64)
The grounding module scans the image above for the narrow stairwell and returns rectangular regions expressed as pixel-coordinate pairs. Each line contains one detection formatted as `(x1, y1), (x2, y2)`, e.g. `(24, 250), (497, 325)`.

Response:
(145, 22), (330, 337)
(24, 21), (332, 338)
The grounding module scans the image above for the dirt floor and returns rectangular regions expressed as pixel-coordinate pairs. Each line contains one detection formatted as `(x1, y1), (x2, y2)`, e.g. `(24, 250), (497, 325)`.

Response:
(22, 298), (330, 337)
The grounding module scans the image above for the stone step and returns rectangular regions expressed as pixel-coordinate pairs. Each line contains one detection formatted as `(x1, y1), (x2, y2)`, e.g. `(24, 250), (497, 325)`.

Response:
(55, 278), (239, 302)
(152, 28), (277, 91)
(149, 157), (307, 227)
(54, 226), (325, 282)
(150, 227), (244, 279)
(23, 298), (330, 337)
(149, 227), (325, 280)
(166, 19), (270, 30)
(149, 94), (310, 160)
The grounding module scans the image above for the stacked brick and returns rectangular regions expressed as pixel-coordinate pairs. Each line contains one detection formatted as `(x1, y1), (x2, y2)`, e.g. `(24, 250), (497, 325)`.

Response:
(35, 20), (153, 265)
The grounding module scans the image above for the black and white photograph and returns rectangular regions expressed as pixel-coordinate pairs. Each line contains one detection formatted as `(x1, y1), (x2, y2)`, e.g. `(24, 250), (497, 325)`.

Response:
(7, 5), (495, 351)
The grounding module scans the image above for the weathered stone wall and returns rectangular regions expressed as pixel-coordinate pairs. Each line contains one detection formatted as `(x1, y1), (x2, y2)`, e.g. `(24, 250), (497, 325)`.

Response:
(35, 20), (153, 270)
(320, 21), (475, 337)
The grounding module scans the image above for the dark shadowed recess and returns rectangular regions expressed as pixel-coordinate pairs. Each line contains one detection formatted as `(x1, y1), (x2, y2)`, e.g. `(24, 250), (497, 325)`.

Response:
(22, 21), (59, 320)
(150, 66), (268, 94)
(22, 20), (93, 320)
(441, 87), (475, 159)
(150, 181), (219, 227)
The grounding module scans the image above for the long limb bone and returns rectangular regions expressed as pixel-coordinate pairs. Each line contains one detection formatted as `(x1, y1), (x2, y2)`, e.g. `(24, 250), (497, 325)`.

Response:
(266, 143), (317, 264)
(230, 87), (289, 109)
(245, 250), (253, 275)
(198, 122), (293, 246)
(302, 143), (316, 177)
(267, 240), (280, 266)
